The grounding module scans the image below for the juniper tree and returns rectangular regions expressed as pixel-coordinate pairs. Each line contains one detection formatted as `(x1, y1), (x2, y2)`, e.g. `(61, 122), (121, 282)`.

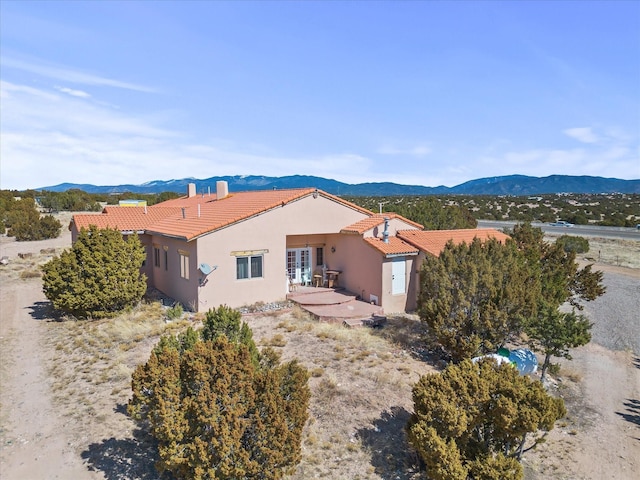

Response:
(407, 360), (566, 480)
(128, 308), (310, 480)
(42, 226), (146, 318)
(509, 223), (603, 377)
(6, 197), (61, 241)
(525, 306), (592, 382)
(418, 237), (535, 361)
(509, 223), (605, 311)
(418, 224), (604, 363)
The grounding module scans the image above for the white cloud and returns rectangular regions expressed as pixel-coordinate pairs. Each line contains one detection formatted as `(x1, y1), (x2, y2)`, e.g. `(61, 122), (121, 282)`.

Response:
(0, 80), (380, 189)
(1, 55), (157, 93)
(476, 145), (639, 181)
(55, 86), (91, 98)
(377, 145), (432, 156)
(564, 127), (599, 144)
(1, 77), (638, 191)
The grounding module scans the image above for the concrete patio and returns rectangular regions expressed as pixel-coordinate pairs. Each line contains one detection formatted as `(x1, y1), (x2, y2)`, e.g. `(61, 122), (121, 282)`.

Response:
(287, 286), (385, 326)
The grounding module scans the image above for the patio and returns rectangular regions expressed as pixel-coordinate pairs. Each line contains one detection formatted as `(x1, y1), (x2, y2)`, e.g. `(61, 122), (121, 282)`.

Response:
(287, 286), (385, 326)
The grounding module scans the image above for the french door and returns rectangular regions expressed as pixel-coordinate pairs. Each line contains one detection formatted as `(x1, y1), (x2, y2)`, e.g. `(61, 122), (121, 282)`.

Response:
(287, 248), (311, 285)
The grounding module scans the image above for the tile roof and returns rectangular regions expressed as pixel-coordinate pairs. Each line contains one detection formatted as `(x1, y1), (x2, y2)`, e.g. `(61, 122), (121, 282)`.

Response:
(363, 236), (419, 257)
(397, 228), (511, 257)
(72, 206), (183, 232)
(341, 213), (423, 234)
(72, 188), (374, 241)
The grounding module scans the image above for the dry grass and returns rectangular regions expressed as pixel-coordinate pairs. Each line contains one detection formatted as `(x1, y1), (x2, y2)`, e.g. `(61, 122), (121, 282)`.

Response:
(44, 300), (193, 430)
(245, 310), (434, 479)
(545, 234), (640, 270)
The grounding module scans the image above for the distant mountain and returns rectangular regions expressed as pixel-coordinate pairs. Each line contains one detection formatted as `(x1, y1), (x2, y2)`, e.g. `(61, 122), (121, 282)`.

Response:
(39, 174), (640, 196)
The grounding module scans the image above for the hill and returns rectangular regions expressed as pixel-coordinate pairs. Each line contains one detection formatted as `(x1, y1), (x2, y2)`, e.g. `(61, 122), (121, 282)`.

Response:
(39, 174), (640, 196)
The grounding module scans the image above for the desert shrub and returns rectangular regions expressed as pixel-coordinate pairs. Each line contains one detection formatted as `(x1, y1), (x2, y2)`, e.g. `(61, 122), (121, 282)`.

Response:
(407, 360), (566, 480)
(129, 310), (310, 480)
(555, 235), (589, 254)
(6, 198), (61, 241)
(42, 226), (146, 318)
(165, 303), (184, 320)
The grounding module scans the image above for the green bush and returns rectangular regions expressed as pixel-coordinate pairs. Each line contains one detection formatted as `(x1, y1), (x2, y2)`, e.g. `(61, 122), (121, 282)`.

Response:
(6, 198), (61, 241)
(129, 310), (310, 480)
(42, 226), (147, 318)
(555, 235), (589, 254)
(407, 360), (566, 480)
(165, 303), (184, 320)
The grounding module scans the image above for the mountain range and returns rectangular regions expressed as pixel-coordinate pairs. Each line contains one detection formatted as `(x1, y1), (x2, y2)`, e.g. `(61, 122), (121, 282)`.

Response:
(39, 174), (640, 196)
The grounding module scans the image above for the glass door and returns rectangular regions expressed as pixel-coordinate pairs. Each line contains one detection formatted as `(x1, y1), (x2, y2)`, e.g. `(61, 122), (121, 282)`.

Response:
(286, 248), (311, 285)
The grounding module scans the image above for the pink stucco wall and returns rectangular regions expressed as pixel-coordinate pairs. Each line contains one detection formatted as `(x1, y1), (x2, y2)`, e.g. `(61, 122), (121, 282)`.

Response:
(193, 194), (369, 310)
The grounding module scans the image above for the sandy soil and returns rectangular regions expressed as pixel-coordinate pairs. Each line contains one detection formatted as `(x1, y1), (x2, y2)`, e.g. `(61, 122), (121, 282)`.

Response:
(0, 228), (638, 479)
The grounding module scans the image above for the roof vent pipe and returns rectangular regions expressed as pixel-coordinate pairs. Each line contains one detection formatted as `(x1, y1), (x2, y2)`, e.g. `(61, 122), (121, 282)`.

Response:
(383, 217), (390, 243)
(208, 186), (211, 196)
(181, 208), (186, 219)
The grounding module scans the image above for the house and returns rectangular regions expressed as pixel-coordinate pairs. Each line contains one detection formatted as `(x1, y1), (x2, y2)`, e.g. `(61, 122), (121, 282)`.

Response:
(70, 181), (509, 314)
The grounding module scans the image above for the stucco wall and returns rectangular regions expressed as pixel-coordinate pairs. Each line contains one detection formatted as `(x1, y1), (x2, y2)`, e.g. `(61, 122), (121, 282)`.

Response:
(379, 255), (420, 313)
(194, 194), (369, 310)
(148, 235), (199, 309)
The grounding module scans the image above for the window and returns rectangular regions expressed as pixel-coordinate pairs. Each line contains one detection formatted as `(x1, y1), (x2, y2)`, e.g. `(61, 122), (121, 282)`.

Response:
(316, 247), (324, 266)
(236, 255), (263, 280)
(164, 249), (168, 271)
(153, 246), (160, 268)
(179, 250), (190, 280)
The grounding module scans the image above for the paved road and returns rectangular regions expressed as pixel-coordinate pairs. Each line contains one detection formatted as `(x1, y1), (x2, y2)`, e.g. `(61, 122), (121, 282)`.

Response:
(477, 220), (640, 240)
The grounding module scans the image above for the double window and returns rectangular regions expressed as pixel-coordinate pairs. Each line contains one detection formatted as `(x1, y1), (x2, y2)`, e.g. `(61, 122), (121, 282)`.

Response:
(236, 255), (263, 280)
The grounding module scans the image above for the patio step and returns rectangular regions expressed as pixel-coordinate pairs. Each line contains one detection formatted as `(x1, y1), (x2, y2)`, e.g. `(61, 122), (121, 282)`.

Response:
(290, 291), (384, 324)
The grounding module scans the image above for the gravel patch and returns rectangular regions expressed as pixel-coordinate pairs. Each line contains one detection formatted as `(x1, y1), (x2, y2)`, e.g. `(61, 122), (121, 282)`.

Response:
(580, 270), (640, 355)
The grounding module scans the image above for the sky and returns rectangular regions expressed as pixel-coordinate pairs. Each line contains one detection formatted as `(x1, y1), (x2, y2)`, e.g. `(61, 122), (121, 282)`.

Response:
(1, 0), (639, 191)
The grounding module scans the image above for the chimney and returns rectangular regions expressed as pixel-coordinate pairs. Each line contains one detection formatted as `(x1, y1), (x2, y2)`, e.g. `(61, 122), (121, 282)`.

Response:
(187, 183), (196, 198)
(382, 217), (390, 243)
(216, 180), (229, 199)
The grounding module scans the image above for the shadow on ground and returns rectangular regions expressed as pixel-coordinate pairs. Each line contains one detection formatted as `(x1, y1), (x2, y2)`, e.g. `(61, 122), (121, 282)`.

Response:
(27, 301), (55, 321)
(616, 398), (640, 436)
(369, 315), (443, 366)
(357, 405), (421, 479)
(81, 427), (162, 480)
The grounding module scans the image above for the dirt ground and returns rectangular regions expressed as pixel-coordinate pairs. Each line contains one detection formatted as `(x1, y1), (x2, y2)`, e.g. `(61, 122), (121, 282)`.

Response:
(0, 227), (638, 479)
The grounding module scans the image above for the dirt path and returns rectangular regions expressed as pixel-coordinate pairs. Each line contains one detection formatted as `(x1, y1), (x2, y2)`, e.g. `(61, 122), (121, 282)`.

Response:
(0, 279), (100, 479)
(569, 345), (639, 479)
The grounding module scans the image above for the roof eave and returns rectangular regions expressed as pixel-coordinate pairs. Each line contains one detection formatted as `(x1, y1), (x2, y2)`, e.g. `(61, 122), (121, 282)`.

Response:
(385, 251), (419, 258)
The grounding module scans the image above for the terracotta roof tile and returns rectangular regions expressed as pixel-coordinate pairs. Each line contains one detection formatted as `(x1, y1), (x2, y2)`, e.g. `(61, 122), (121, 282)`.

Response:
(342, 213), (422, 234)
(397, 228), (510, 256)
(71, 188), (375, 241)
(363, 236), (419, 256)
(72, 206), (182, 232)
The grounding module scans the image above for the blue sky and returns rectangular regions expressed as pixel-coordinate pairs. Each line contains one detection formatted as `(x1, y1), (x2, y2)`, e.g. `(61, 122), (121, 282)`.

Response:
(1, 1), (638, 190)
